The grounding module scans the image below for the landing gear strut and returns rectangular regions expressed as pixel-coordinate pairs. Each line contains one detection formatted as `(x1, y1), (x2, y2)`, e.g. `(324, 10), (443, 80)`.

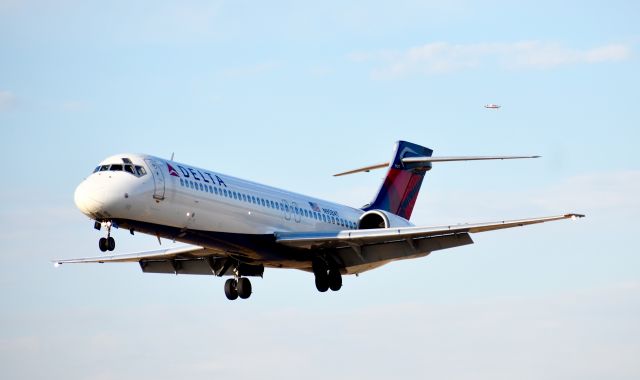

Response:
(224, 277), (252, 300)
(98, 222), (115, 252)
(313, 260), (342, 293)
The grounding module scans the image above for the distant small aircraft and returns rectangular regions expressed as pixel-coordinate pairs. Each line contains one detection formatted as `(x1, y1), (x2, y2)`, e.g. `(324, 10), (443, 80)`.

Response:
(485, 104), (501, 109)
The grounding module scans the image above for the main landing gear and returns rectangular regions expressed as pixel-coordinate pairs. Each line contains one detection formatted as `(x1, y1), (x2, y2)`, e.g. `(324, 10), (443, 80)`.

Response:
(313, 260), (342, 293)
(224, 277), (252, 300)
(97, 221), (115, 252)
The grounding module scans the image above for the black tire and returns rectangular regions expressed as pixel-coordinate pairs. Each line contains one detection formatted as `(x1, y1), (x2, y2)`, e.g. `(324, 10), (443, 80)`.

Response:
(107, 237), (115, 251)
(98, 237), (108, 252)
(315, 272), (329, 292)
(328, 269), (342, 291)
(237, 278), (252, 299)
(224, 279), (238, 300)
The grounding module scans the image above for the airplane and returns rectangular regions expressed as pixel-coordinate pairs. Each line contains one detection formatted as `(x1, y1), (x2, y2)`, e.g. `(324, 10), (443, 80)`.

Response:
(484, 104), (501, 109)
(55, 141), (584, 300)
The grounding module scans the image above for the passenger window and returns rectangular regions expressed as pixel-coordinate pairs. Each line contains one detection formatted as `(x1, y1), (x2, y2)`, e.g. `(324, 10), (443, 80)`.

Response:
(270, 200), (275, 208)
(180, 179), (184, 186)
(223, 189), (228, 196)
(261, 199), (265, 206)
(199, 183), (203, 191)
(124, 165), (135, 174)
(214, 187), (219, 195)
(322, 214), (327, 222)
(275, 203), (280, 210)
(110, 164), (123, 171)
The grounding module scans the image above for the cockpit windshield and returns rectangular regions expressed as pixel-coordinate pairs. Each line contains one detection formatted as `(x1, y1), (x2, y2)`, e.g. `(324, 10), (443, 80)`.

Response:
(93, 163), (147, 177)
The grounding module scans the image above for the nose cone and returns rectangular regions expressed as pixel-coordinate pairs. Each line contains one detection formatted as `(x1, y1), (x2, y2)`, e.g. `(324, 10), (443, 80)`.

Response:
(74, 180), (104, 217)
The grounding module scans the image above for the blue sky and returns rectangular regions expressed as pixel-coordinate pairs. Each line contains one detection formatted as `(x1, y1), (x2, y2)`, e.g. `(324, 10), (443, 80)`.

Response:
(1, 1), (639, 379)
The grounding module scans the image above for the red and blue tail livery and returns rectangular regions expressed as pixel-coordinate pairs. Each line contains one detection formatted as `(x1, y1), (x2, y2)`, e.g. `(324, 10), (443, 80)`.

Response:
(364, 141), (433, 219)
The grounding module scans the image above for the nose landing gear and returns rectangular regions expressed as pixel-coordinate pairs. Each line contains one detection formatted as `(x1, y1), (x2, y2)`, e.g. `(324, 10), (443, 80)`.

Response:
(97, 222), (116, 252)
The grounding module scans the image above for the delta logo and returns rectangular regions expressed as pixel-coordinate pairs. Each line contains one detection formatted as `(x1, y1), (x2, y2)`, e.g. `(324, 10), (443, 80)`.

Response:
(166, 163), (180, 177)
(165, 162), (228, 187)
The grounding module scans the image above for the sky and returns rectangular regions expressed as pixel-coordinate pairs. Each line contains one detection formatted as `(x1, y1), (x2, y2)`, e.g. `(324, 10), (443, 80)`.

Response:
(1, 1), (639, 379)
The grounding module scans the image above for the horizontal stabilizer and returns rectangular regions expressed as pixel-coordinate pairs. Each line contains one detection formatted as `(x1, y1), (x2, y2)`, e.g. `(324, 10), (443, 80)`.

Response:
(402, 155), (540, 163)
(334, 155), (540, 176)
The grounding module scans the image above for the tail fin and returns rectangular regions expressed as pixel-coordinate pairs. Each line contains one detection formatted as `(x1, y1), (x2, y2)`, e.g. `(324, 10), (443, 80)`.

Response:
(363, 141), (433, 220)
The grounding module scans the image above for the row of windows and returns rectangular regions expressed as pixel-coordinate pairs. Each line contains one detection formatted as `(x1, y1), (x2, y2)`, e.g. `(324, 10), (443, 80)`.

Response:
(93, 164), (147, 177)
(179, 178), (357, 229)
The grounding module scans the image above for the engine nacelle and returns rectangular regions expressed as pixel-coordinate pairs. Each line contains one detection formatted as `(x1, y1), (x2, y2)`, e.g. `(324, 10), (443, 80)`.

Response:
(358, 209), (414, 229)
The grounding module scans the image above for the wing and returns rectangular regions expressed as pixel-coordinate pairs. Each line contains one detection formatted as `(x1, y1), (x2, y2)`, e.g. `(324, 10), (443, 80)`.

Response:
(276, 214), (584, 249)
(276, 213), (583, 274)
(54, 245), (208, 264)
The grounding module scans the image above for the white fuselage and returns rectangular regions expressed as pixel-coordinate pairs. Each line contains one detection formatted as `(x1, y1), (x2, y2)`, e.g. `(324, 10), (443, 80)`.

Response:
(74, 154), (365, 240)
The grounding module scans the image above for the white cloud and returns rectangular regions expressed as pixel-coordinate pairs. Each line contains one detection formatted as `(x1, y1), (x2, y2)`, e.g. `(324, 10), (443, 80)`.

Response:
(531, 170), (640, 214)
(2, 282), (639, 380)
(0, 90), (16, 111)
(411, 170), (640, 225)
(352, 41), (632, 78)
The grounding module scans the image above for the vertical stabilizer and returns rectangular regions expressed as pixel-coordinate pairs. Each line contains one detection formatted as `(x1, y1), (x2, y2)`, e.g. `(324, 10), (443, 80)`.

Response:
(363, 141), (433, 220)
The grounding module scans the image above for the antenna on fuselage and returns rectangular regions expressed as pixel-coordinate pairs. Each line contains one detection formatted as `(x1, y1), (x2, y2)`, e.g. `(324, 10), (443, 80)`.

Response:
(170, 152), (175, 161)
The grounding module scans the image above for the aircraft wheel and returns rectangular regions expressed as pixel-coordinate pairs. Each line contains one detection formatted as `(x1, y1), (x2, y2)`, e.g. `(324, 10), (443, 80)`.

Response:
(328, 269), (342, 291)
(99, 237), (108, 252)
(315, 272), (329, 292)
(224, 278), (238, 300)
(237, 278), (252, 299)
(107, 237), (116, 251)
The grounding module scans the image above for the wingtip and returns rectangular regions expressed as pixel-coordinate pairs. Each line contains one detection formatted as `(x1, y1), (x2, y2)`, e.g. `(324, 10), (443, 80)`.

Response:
(566, 213), (586, 220)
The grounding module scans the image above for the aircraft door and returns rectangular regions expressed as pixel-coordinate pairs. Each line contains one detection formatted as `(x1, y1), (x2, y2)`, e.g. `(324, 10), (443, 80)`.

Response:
(281, 199), (291, 221)
(144, 159), (166, 200)
(291, 201), (301, 223)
